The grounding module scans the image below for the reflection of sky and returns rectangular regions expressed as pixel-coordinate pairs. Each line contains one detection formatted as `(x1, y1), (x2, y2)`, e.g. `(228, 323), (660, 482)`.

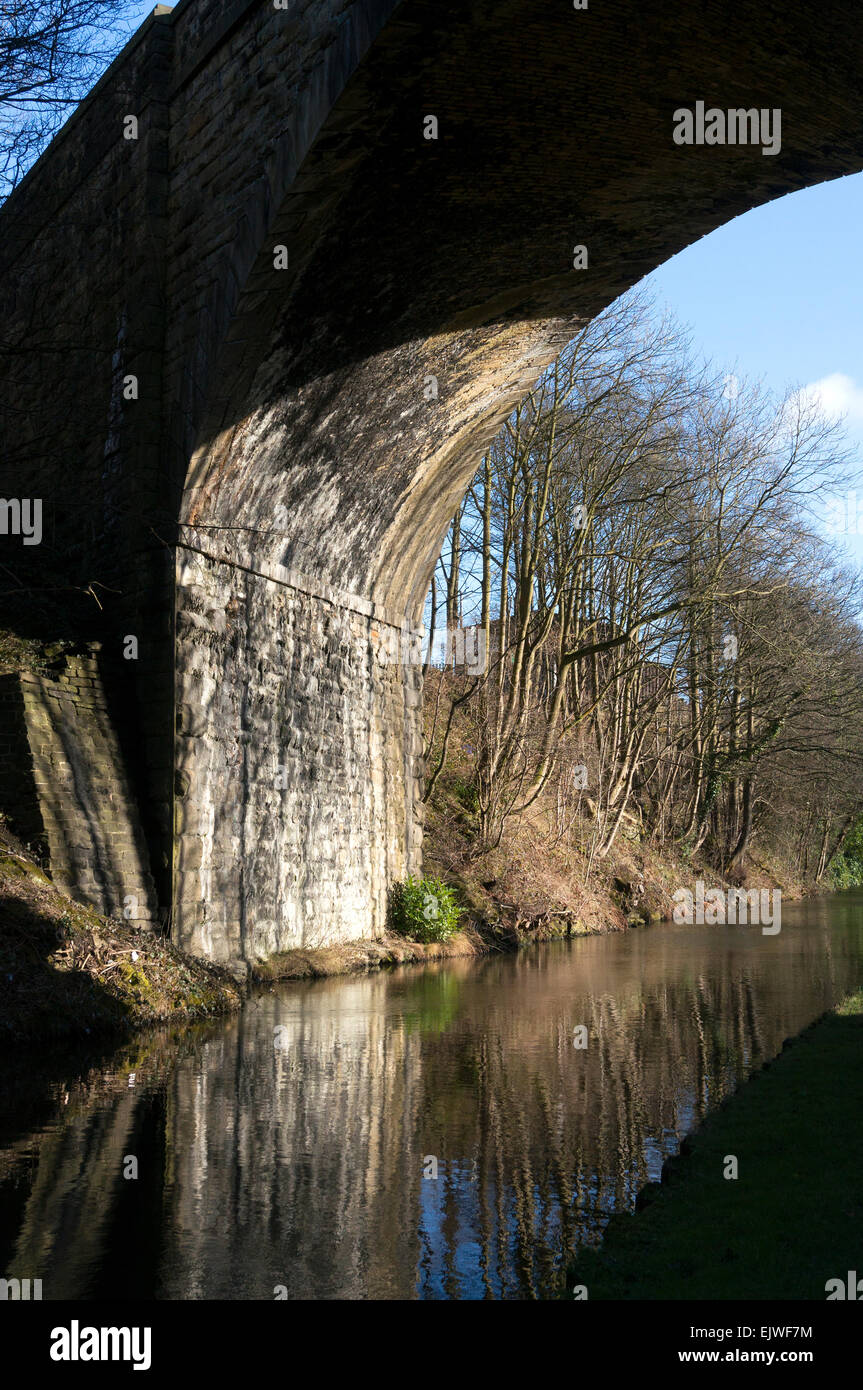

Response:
(643, 1125), (688, 1184)
(414, 1057), (767, 1296)
(418, 1164), (483, 1299)
(416, 1123), (698, 1297)
(418, 1164), (571, 1300)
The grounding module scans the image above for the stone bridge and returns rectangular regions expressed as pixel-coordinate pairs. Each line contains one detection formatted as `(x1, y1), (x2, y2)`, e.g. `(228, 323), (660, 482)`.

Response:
(1, 0), (862, 970)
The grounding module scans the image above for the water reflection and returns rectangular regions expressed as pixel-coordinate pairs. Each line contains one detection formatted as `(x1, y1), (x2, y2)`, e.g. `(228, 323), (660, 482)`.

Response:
(2, 896), (863, 1300)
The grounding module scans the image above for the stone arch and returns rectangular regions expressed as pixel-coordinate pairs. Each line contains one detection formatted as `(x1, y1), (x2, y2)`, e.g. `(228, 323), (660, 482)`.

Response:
(172, 0), (863, 963)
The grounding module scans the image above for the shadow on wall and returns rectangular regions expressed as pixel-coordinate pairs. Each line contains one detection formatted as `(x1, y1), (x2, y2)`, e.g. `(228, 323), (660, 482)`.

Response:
(0, 655), (157, 925)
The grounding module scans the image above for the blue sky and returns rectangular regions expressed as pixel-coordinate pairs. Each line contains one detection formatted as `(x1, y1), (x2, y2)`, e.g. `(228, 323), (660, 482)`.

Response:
(644, 170), (863, 565)
(126, 2), (156, 27)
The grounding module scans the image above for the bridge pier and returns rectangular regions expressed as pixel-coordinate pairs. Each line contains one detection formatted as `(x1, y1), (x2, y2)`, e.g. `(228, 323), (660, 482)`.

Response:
(173, 541), (424, 965)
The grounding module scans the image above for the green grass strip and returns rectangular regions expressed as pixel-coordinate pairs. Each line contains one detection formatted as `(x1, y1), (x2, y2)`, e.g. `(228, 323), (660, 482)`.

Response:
(567, 988), (863, 1300)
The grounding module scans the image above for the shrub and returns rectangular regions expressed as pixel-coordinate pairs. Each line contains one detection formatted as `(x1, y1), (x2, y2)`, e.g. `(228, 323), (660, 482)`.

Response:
(390, 875), (462, 943)
(451, 777), (479, 812)
(830, 815), (863, 889)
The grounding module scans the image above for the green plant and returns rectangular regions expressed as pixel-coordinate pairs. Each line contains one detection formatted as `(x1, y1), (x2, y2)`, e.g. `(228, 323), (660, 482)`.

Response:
(390, 875), (462, 943)
(451, 777), (479, 813)
(830, 815), (863, 890)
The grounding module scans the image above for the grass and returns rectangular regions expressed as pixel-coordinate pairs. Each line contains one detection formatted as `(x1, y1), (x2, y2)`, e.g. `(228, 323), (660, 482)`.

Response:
(566, 987), (863, 1299)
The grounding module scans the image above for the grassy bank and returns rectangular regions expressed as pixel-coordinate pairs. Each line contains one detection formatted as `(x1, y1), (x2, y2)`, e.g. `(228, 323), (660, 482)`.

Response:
(566, 987), (863, 1300)
(0, 833), (242, 1046)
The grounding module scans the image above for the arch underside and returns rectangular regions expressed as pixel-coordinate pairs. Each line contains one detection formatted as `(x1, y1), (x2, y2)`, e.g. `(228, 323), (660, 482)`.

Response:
(173, 0), (863, 962)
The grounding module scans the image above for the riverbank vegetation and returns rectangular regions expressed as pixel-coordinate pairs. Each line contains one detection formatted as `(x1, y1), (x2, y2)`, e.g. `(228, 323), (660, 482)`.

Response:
(389, 874), (463, 943)
(422, 290), (863, 923)
(4, 289), (863, 1017)
(564, 986), (863, 1299)
(0, 821), (241, 1045)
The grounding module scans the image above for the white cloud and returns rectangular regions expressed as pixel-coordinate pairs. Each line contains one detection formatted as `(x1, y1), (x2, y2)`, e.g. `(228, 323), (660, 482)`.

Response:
(800, 373), (863, 425)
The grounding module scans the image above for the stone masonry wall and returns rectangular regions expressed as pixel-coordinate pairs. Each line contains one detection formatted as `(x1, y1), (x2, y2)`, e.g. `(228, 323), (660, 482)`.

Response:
(0, 0), (405, 944)
(174, 546), (422, 964)
(0, 656), (157, 925)
(0, 8), (176, 908)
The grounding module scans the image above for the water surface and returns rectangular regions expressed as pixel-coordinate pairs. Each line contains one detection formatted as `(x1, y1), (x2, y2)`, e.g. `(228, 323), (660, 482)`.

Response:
(2, 894), (862, 1299)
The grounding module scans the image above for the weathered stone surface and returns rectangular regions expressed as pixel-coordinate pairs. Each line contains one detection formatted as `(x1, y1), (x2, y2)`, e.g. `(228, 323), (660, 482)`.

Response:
(173, 543), (423, 958)
(2, 0), (863, 962)
(0, 658), (157, 923)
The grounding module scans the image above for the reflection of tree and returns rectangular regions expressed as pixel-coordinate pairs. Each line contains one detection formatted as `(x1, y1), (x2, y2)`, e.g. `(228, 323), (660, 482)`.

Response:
(407, 930), (858, 1297)
(0, 917), (860, 1299)
(401, 970), (463, 1036)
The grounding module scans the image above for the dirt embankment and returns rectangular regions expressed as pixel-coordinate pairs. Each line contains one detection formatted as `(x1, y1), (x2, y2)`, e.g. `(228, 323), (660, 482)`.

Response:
(252, 828), (807, 984)
(0, 826), (242, 1047)
(250, 913), (577, 982)
(418, 767), (809, 952)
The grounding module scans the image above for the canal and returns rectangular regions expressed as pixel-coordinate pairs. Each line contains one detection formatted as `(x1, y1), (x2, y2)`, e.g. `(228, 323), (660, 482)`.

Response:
(2, 894), (863, 1299)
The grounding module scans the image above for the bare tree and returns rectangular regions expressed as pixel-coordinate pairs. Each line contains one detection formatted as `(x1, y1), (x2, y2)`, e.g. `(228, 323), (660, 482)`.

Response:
(422, 288), (863, 887)
(0, 0), (139, 197)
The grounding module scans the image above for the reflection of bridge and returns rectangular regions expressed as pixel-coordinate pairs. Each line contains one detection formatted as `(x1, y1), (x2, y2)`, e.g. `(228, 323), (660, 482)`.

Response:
(2, 0), (862, 967)
(1, 921), (854, 1298)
